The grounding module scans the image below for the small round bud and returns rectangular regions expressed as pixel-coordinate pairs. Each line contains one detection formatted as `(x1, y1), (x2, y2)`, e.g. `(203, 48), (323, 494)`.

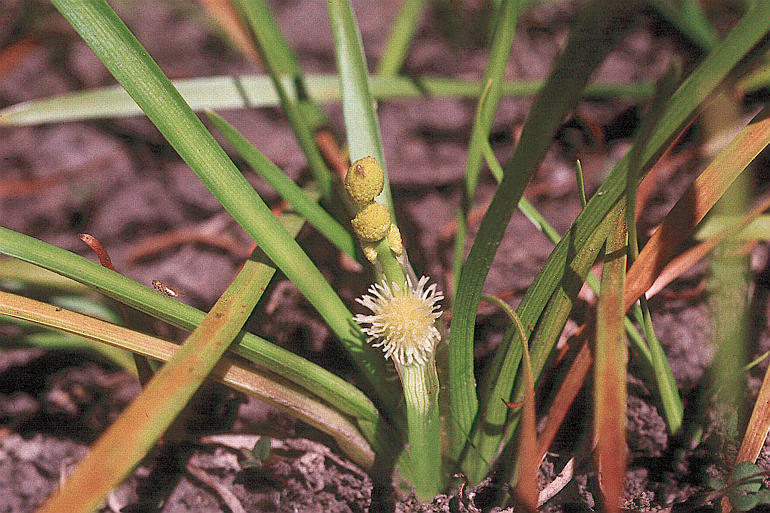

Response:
(345, 156), (384, 206)
(352, 203), (390, 242)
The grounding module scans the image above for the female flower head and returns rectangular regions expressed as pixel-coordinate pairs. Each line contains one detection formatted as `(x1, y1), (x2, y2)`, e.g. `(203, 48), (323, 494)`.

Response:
(354, 276), (443, 366)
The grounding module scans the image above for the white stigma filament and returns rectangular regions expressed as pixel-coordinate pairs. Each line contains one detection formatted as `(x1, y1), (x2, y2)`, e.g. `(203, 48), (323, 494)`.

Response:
(354, 276), (443, 366)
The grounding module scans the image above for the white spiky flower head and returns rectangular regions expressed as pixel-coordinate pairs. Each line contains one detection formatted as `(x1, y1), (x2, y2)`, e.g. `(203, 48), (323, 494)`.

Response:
(354, 276), (443, 367)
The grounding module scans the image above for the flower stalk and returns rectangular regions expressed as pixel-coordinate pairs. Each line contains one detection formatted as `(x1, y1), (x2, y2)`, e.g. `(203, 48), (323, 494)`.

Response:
(346, 156), (444, 500)
(354, 277), (444, 500)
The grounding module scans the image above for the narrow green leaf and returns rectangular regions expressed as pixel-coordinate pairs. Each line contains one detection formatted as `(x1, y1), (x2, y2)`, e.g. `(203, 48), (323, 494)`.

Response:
(647, 0), (719, 51)
(624, 61), (683, 434)
(449, 0), (637, 464)
(0, 290), (377, 471)
(453, 0), (521, 296)
(49, 0), (398, 411)
(233, 0), (334, 198)
(2, 326), (135, 371)
(575, 160), (587, 209)
(0, 257), (90, 294)
(206, 109), (358, 259)
(463, 0), (521, 208)
(377, 0), (428, 76)
(327, 0), (394, 212)
(696, 215), (770, 241)
(0, 75), (656, 126)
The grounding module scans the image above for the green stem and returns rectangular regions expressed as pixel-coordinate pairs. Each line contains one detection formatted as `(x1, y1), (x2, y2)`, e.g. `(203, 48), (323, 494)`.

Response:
(397, 360), (442, 500)
(376, 237), (408, 290)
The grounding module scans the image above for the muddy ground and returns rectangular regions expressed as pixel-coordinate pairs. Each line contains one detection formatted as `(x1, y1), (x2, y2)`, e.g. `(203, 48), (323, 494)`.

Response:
(1, 0), (769, 511)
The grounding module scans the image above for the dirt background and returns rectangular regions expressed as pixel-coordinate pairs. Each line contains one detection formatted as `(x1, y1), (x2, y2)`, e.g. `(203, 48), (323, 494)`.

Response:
(1, 0), (769, 511)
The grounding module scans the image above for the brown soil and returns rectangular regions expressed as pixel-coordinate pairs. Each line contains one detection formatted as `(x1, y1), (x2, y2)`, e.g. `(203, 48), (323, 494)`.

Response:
(1, 0), (769, 511)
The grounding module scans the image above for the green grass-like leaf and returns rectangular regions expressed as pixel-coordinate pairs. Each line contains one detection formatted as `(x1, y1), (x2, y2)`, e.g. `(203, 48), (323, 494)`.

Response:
(327, 0), (394, 212)
(233, 0), (334, 198)
(0, 74), (657, 126)
(647, 0), (719, 51)
(0, 290), (376, 470)
(377, 0), (428, 76)
(453, 0), (521, 296)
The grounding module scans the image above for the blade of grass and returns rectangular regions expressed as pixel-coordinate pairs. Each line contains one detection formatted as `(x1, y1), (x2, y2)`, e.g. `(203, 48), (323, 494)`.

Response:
(0, 290), (376, 470)
(0, 229), (379, 425)
(327, 0), (394, 213)
(625, 62), (683, 433)
(449, 0), (637, 465)
(593, 209), (628, 513)
(376, 0), (428, 76)
(206, 109), (358, 259)
(576, 160), (587, 209)
(232, 0), (334, 199)
(0, 257), (90, 294)
(453, 0), (521, 295)
(36, 234), (288, 513)
(500, 208), (628, 488)
(486, 3), (770, 475)
(529, 207), (770, 498)
(497, 302), (538, 512)
(465, 136), (657, 482)
(50, 0), (398, 411)
(707, 95), (753, 437)
(0, 75), (657, 126)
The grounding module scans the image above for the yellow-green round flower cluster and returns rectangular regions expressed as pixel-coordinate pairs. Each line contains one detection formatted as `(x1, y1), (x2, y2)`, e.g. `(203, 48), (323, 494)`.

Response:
(345, 156), (402, 261)
(345, 156), (384, 206)
(351, 203), (390, 242)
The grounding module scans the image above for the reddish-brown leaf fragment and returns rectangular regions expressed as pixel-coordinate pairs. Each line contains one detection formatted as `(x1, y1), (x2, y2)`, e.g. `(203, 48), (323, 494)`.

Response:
(593, 210), (628, 513)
